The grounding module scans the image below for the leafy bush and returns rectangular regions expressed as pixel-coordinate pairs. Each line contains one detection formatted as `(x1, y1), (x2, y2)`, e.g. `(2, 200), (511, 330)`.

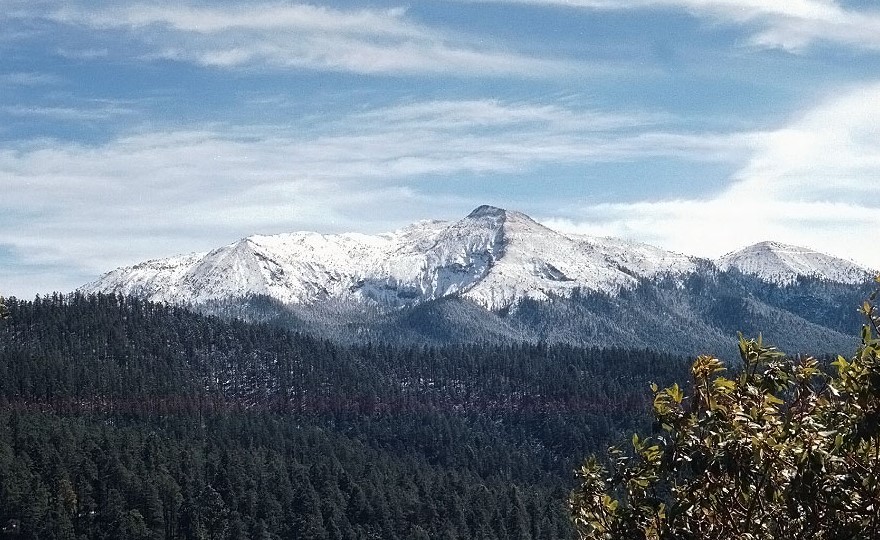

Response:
(571, 283), (880, 539)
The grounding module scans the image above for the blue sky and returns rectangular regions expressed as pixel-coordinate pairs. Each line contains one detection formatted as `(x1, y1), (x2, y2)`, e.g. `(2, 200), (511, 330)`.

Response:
(3, 0), (880, 297)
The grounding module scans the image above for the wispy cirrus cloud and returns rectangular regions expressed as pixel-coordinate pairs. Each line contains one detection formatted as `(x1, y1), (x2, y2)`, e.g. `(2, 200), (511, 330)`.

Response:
(0, 71), (62, 87)
(2, 102), (137, 122)
(348, 100), (674, 131)
(55, 48), (109, 60)
(9, 2), (580, 76)
(482, 0), (880, 51)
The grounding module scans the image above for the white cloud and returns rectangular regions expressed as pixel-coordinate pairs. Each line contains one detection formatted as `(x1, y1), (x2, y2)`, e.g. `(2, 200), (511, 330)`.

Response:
(35, 2), (576, 76)
(486, 0), (880, 51)
(728, 82), (880, 203)
(54, 4), (423, 37)
(547, 81), (880, 269)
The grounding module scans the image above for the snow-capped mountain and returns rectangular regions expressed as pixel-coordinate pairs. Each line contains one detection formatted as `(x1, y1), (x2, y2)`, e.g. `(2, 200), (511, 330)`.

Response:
(716, 241), (873, 285)
(81, 206), (873, 312)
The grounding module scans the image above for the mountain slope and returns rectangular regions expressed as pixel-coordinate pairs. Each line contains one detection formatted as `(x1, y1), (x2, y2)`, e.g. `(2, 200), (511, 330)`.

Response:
(361, 272), (865, 356)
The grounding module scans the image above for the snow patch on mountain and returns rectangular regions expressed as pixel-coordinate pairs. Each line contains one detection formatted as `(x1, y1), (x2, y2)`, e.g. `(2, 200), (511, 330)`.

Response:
(81, 208), (873, 311)
(715, 241), (874, 285)
(565, 234), (698, 278)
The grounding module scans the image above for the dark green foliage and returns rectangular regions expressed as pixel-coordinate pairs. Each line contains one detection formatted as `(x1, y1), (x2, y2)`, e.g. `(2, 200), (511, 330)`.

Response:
(0, 293), (692, 539)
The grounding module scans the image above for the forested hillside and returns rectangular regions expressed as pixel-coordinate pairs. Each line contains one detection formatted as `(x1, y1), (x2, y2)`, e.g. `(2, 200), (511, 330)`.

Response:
(0, 294), (691, 539)
(201, 271), (869, 357)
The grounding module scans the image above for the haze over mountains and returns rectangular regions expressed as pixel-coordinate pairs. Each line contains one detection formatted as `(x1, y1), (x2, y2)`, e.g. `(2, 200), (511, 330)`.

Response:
(80, 206), (875, 355)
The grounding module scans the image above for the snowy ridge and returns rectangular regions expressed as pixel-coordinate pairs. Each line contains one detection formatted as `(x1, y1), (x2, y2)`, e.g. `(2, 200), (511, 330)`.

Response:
(715, 241), (874, 285)
(81, 207), (873, 311)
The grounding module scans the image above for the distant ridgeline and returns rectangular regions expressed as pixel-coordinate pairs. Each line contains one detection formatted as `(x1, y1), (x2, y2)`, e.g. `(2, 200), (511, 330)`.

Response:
(80, 206), (874, 357)
(0, 293), (694, 539)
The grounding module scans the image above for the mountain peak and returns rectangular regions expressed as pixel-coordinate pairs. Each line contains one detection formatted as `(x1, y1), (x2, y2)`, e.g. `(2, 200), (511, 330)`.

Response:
(467, 205), (508, 219)
(462, 205), (544, 233)
(745, 241), (813, 253)
(717, 241), (872, 284)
